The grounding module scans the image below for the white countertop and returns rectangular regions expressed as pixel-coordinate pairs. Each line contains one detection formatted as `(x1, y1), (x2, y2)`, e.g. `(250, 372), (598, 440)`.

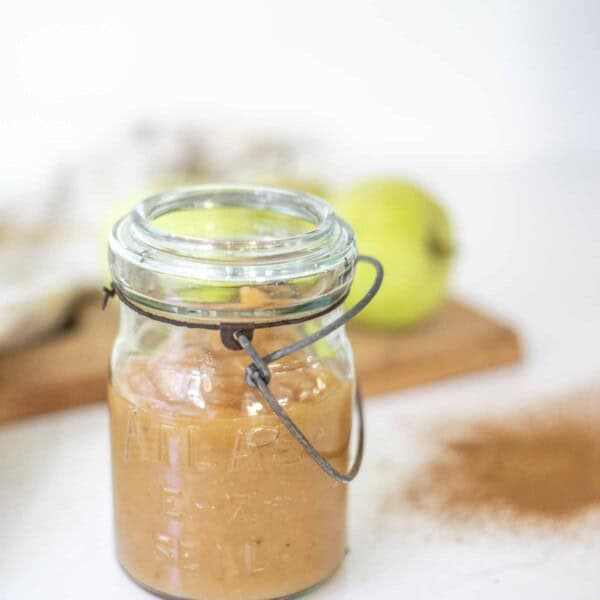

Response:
(3, 166), (600, 599)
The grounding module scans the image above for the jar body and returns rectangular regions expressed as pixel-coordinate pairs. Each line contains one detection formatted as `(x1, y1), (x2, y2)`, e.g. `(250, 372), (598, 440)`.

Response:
(109, 305), (355, 600)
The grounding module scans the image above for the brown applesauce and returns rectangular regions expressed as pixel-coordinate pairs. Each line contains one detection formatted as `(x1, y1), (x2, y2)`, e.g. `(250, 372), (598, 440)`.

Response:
(109, 327), (352, 600)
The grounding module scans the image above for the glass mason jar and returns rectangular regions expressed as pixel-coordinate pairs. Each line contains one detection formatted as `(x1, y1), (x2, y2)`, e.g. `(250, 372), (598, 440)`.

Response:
(106, 185), (376, 600)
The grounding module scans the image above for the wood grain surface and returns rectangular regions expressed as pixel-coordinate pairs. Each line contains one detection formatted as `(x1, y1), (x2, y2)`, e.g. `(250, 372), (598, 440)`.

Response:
(349, 300), (521, 396)
(0, 295), (520, 423)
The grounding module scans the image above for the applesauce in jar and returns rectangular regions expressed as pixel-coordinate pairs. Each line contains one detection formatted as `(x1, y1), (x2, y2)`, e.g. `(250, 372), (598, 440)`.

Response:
(110, 327), (351, 600)
(106, 186), (378, 600)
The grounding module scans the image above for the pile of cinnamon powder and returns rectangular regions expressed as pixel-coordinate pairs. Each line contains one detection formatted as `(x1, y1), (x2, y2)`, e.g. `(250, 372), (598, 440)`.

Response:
(392, 389), (600, 523)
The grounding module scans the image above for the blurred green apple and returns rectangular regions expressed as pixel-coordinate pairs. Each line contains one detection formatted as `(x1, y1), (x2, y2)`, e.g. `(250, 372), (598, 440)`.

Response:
(332, 178), (454, 329)
(102, 176), (206, 278)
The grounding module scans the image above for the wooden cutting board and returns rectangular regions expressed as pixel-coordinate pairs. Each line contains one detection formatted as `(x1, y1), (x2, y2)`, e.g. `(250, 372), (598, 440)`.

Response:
(0, 294), (520, 423)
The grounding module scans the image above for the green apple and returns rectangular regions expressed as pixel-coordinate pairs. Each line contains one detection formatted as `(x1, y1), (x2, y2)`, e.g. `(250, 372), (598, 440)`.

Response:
(101, 176), (207, 278)
(151, 206), (312, 239)
(179, 285), (239, 304)
(332, 178), (454, 328)
(105, 174), (208, 234)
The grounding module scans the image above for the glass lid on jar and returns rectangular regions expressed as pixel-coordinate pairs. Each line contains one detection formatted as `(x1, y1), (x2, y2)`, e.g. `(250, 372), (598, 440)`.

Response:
(108, 185), (357, 325)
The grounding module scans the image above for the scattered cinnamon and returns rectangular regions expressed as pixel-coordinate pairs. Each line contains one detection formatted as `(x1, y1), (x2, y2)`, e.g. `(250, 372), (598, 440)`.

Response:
(391, 388), (600, 523)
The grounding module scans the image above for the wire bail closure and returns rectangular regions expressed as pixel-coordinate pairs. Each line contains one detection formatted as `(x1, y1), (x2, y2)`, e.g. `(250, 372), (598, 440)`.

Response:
(103, 254), (384, 484)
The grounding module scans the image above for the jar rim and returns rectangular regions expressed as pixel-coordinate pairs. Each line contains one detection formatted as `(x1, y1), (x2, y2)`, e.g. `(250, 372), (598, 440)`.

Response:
(108, 185), (357, 324)
(131, 185), (333, 257)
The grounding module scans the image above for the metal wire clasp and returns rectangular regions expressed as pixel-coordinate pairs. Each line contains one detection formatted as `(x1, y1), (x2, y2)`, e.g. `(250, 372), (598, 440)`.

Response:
(233, 255), (383, 484)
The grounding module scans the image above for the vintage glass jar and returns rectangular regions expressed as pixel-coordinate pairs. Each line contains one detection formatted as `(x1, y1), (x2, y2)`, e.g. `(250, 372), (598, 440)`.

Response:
(106, 185), (379, 600)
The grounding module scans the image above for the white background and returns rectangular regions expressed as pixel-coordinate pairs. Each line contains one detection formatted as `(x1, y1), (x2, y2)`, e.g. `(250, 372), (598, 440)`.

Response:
(1, 0), (599, 188)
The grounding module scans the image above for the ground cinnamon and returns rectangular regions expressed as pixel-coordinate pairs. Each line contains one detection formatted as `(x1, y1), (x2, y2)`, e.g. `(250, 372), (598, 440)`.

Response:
(392, 388), (600, 522)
